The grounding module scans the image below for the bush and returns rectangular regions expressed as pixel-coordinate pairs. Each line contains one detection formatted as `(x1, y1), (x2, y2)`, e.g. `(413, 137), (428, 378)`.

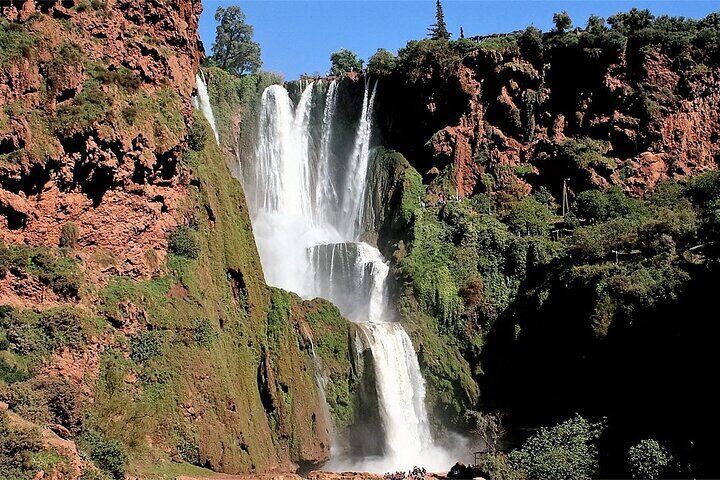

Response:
(168, 226), (200, 259)
(59, 222), (80, 248)
(41, 308), (85, 350)
(518, 26), (544, 67)
(627, 439), (670, 479)
(192, 318), (217, 347)
(129, 331), (164, 363)
(506, 197), (554, 236)
(508, 415), (604, 480)
(188, 112), (209, 152)
(0, 411), (44, 480)
(79, 430), (127, 480)
(2, 376), (86, 434)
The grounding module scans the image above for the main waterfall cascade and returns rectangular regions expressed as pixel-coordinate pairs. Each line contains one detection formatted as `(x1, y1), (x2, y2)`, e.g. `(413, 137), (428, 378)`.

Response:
(242, 79), (454, 471)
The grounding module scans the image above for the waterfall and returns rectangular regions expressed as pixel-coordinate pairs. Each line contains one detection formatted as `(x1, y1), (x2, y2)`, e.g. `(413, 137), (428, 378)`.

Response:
(242, 79), (447, 471)
(192, 72), (220, 144)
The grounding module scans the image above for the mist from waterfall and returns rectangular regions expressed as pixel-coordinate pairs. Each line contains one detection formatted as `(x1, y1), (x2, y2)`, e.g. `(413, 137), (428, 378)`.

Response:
(242, 79), (455, 472)
(192, 72), (220, 144)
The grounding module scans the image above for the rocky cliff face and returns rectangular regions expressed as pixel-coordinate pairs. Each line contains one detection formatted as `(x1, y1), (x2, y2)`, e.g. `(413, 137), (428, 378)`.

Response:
(1, 0), (202, 279)
(1, 2), (353, 477)
(375, 35), (720, 203)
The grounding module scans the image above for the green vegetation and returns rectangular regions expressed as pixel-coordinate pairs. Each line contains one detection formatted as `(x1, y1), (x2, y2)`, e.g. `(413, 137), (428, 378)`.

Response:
(0, 19), (36, 66)
(374, 142), (720, 475)
(0, 245), (82, 298)
(0, 411), (44, 480)
(627, 439), (670, 479)
(79, 430), (128, 480)
(210, 6), (261, 75)
(367, 48), (397, 77)
(59, 222), (80, 249)
(507, 415), (603, 480)
(329, 48), (363, 76)
(168, 226), (200, 259)
(428, 0), (451, 41)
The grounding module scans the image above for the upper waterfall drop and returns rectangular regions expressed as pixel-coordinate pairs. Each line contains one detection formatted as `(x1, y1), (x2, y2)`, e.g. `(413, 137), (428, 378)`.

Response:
(241, 78), (450, 472)
(192, 72), (220, 144)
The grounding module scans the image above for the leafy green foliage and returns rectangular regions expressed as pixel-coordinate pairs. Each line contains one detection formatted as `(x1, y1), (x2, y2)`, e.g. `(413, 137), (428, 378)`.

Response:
(367, 48), (397, 77)
(211, 6), (261, 75)
(0, 411), (44, 480)
(79, 430), (127, 480)
(192, 318), (217, 347)
(505, 196), (554, 236)
(627, 439), (670, 479)
(0, 19), (36, 66)
(188, 111), (209, 152)
(168, 226), (200, 259)
(129, 331), (164, 363)
(508, 415), (604, 480)
(2, 307), (86, 356)
(329, 48), (363, 76)
(553, 11), (573, 33)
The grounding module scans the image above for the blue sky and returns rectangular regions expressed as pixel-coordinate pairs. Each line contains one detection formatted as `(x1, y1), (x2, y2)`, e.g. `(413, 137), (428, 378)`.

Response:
(198, 1), (720, 80)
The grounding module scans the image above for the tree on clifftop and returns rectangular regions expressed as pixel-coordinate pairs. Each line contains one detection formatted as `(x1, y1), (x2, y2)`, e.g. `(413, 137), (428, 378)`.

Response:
(329, 49), (363, 76)
(211, 6), (261, 75)
(428, 0), (451, 40)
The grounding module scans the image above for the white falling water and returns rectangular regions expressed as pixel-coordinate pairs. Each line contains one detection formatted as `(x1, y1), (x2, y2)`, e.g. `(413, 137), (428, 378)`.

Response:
(242, 79), (449, 472)
(192, 72), (220, 144)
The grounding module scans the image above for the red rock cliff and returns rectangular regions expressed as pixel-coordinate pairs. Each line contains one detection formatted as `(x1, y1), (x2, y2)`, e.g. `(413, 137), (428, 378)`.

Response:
(1, 0), (203, 280)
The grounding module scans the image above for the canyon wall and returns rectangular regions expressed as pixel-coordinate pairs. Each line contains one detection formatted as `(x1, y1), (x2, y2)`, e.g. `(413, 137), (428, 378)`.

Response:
(1, 1), (354, 477)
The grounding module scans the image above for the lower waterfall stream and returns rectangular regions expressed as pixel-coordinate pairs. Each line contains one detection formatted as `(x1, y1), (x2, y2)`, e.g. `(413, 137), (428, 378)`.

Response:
(239, 80), (453, 471)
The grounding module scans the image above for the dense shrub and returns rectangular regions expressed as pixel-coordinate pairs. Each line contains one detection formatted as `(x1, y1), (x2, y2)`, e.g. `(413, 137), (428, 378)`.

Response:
(192, 318), (217, 347)
(2, 307), (86, 357)
(188, 112), (210, 152)
(168, 226), (201, 259)
(1, 376), (86, 434)
(505, 197), (554, 236)
(59, 222), (80, 248)
(627, 439), (670, 479)
(508, 415), (604, 480)
(79, 430), (127, 480)
(129, 330), (164, 363)
(0, 411), (44, 480)
(0, 20), (36, 66)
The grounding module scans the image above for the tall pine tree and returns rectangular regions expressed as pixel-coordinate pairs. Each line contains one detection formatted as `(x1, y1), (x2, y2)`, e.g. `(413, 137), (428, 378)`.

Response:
(428, 0), (451, 40)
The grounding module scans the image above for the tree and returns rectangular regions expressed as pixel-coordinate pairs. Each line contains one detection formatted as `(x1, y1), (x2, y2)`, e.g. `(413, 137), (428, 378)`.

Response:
(508, 415), (604, 480)
(608, 8), (654, 34)
(211, 6), (261, 75)
(586, 15), (606, 34)
(518, 26), (544, 67)
(428, 0), (451, 40)
(367, 48), (396, 77)
(329, 49), (363, 75)
(627, 439), (670, 479)
(553, 11), (573, 34)
(460, 26), (465, 39)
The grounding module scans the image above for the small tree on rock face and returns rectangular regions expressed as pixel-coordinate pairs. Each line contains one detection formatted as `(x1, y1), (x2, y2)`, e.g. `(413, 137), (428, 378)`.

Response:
(329, 48), (363, 75)
(428, 0), (451, 40)
(211, 6), (262, 75)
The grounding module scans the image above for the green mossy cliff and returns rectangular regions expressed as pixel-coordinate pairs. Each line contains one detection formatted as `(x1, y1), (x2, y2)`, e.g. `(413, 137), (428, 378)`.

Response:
(0, 3), (357, 478)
